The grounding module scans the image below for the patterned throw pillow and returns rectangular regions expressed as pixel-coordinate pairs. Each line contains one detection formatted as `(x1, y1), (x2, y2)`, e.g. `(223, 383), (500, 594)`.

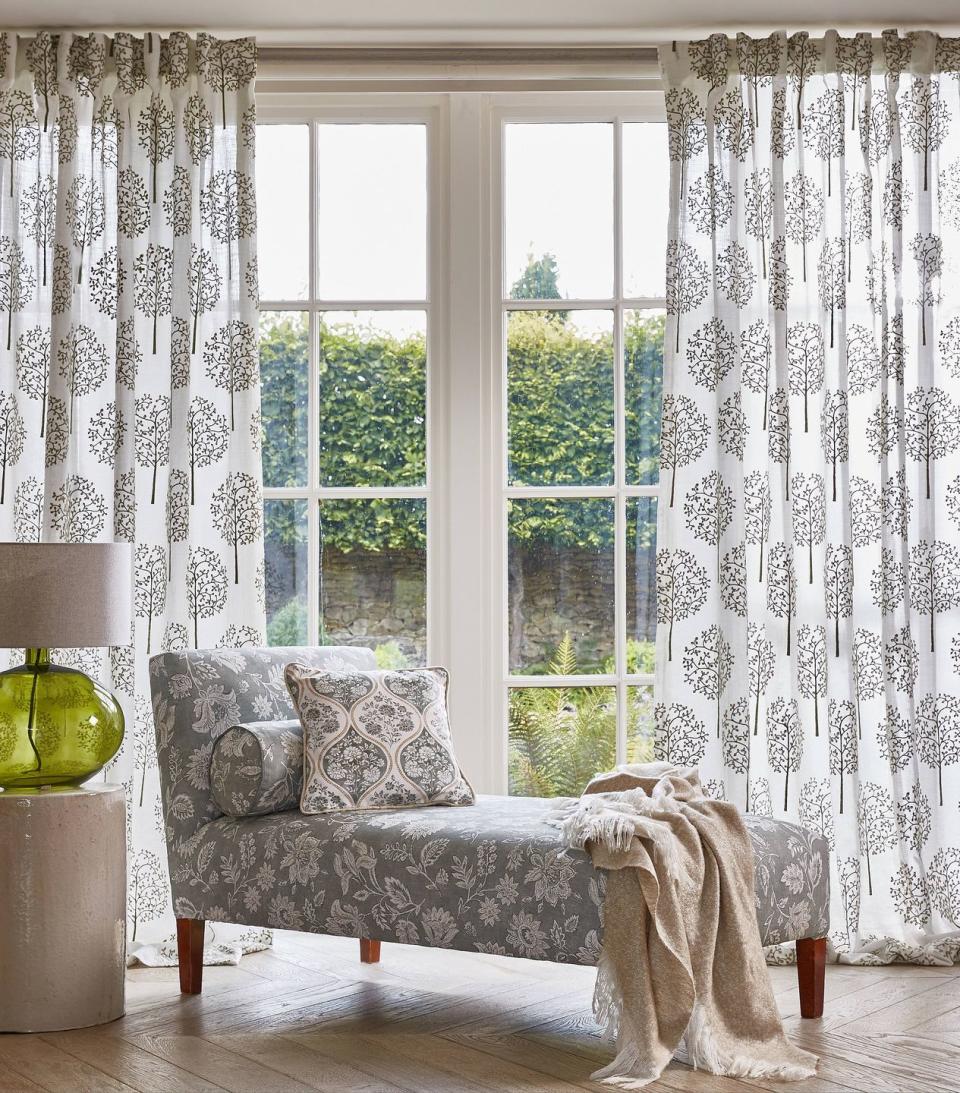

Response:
(284, 664), (475, 814)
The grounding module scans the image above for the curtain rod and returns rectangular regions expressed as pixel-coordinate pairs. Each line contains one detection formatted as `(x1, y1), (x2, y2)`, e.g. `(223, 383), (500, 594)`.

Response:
(256, 45), (661, 65)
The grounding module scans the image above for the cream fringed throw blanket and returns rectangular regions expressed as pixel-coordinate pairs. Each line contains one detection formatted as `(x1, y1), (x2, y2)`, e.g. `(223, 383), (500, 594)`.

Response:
(552, 763), (818, 1089)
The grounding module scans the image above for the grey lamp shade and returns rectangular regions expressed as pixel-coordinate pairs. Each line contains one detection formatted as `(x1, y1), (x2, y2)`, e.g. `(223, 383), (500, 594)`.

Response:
(0, 543), (132, 649)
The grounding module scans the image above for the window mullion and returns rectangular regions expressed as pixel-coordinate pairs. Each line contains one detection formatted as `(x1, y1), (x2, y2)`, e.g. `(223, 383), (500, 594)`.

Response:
(509, 674), (619, 688)
(622, 297), (667, 308)
(306, 309), (320, 645)
(503, 297), (615, 311)
(614, 381), (627, 762)
(261, 300), (428, 311)
(309, 487), (430, 498)
(307, 120), (321, 646)
(613, 118), (624, 308)
(505, 484), (618, 499)
(613, 118), (627, 764)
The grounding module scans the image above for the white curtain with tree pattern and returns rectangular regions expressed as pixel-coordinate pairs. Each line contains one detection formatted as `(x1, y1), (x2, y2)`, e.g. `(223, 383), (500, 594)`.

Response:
(0, 31), (267, 962)
(658, 31), (960, 963)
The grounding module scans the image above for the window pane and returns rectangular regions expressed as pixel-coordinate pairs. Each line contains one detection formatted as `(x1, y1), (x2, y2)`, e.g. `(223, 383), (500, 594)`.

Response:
(624, 309), (664, 485)
(507, 310), (613, 487)
(319, 498), (426, 665)
(627, 685), (655, 763)
(505, 124), (613, 300)
(260, 311), (308, 488)
(317, 125), (426, 300)
(508, 498), (614, 675)
(623, 123), (669, 298)
(625, 497), (658, 672)
(317, 312), (426, 488)
(265, 499), (308, 645)
(256, 125), (309, 301)
(509, 685), (616, 796)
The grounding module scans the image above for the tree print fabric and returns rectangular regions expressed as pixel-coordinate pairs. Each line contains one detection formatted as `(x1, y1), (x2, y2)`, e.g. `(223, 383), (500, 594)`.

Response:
(151, 646), (828, 959)
(0, 32), (265, 963)
(659, 31), (960, 965)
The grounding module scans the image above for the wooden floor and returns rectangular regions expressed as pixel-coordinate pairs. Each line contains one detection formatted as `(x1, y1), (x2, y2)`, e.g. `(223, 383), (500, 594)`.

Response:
(2, 933), (959, 1092)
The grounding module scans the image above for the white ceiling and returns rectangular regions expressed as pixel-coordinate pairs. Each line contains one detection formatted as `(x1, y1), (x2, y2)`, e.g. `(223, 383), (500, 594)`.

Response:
(11, 0), (960, 44)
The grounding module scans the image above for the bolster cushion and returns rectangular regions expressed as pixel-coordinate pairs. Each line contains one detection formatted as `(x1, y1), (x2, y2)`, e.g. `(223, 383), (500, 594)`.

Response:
(210, 719), (303, 818)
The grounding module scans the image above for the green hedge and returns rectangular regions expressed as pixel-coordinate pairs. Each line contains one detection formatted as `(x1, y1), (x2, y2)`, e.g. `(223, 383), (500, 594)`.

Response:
(261, 309), (663, 552)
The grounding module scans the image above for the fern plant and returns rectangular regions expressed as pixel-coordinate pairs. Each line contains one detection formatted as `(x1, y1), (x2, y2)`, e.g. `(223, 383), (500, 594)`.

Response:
(509, 634), (614, 797)
(508, 633), (657, 796)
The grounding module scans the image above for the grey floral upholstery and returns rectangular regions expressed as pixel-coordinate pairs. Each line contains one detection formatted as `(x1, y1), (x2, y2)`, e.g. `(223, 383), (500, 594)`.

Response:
(748, 815), (830, 946)
(211, 720), (303, 818)
(150, 646), (376, 846)
(152, 647), (829, 962)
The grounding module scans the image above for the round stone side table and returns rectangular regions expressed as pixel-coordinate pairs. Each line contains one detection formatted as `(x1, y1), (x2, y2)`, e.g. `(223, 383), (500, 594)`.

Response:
(0, 784), (126, 1031)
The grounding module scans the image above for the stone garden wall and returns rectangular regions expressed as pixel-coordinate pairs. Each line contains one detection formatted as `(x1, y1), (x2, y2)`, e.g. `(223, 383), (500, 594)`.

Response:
(312, 545), (657, 670)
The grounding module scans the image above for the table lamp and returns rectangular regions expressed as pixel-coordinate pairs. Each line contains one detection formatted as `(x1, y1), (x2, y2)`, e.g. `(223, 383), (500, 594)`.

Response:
(0, 543), (132, 790)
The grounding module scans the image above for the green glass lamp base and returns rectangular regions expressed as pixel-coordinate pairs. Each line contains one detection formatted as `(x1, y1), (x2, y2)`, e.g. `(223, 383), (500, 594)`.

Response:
(0, 649), (125, 790)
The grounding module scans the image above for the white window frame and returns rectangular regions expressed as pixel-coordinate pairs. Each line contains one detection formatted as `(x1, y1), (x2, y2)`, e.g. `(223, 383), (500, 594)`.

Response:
(255, 88), (666, 793)
(487, 93), (667, 790)
(256, 96), (449, 685)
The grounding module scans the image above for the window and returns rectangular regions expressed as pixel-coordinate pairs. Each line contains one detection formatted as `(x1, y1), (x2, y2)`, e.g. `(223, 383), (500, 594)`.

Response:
(258, 118), (432, 668)
(499, 116), (667, 796)
(255, 90), (667, 792)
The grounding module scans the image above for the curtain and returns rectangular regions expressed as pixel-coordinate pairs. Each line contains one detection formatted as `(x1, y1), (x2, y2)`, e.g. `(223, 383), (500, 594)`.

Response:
(658, 31), (960, 963)
(0, 31), (267, 963)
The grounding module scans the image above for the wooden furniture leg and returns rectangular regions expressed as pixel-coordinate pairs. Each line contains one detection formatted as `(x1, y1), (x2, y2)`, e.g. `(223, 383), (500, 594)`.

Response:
(796, 936), (826, 1018)
(176, 918), (205, 995)
(359, 938), (381, 964)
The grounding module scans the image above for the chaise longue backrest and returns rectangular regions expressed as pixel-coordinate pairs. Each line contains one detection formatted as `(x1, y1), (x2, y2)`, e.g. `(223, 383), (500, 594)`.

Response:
(150, 645), (376, 856)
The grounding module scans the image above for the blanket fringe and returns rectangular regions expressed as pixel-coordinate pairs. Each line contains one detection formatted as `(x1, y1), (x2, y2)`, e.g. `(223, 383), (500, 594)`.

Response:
(681, 1003), (818, 1082)
(590, 1044), (660, 1089)
(592, 948), (623, 1040)
(547, 792), (680, 878)
(588, 1003), (816, 1089)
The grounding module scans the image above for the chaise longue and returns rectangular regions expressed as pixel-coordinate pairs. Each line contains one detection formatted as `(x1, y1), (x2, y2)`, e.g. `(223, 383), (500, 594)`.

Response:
(151, 646), (829, 1017)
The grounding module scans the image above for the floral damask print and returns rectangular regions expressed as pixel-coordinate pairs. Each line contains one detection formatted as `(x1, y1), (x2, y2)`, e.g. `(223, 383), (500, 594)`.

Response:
(398, 731), (458, 795)
(286, 664), (474, 814)
(308, 670), (375, 707)
(355, 692), (416, 742)
(321, 727), (390, 800)
(384, 669), (443, 711)
(659, 30), (960, 963)
(367, 776), (421, 808)
(525, 847), (576, 906)
(507, 912), (550, 958)
(279, 831), (324, 888)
